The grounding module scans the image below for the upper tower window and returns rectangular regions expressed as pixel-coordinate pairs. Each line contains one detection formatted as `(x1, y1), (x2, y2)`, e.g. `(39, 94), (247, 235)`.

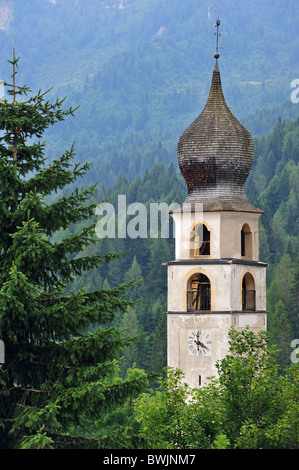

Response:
(190, 223), (210, 256)
(241, 223), (252, 258)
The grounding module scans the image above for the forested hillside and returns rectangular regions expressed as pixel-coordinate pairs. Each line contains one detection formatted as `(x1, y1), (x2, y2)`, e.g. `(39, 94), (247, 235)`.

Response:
(55, 116), (299, 375)
(0, 0), (297, 384)
(0, 0), (299, 186)
(0, 0), (298, 449)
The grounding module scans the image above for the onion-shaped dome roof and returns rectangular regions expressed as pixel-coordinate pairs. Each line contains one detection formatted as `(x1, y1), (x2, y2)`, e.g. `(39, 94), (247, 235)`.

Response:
(177, 58), (261, 213)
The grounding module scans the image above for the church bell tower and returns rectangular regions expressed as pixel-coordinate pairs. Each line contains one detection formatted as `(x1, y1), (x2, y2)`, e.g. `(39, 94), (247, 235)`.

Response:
(166, 22), (267, 388)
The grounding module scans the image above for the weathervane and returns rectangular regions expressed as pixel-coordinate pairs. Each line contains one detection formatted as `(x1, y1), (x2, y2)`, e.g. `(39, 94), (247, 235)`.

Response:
(214, 18), (221, 58)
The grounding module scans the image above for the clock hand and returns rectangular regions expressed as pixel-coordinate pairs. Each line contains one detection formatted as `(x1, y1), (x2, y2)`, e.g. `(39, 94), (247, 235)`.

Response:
(194, 339), (208, 349)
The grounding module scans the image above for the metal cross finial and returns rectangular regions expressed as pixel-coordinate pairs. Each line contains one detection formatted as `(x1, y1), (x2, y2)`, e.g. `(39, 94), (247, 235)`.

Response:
(214, 18), (221, 56)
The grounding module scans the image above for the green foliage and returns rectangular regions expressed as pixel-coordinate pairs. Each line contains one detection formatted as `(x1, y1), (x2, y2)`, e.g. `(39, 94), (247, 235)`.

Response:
(63, 365), (152, 450)
(1, 0), (298, 189)
(0, 56), (150, 449)
(134, 368), (202, 449)
(247, 118), (299, 271)
(74, 115), (299, 376)
(263, 366), (299, 448)
(266, 253), (299, 371)
(212, 434), (230, 449)
(0, 2), (298, 448)
(134, 328), (299, 449)
(216, 327), (284, 445)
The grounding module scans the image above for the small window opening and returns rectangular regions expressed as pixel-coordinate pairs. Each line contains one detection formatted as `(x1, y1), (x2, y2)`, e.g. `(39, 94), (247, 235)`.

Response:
(187, 273), (211, 311)
(242, 273), (256, 311)
(191, 224), (210, 256)
(241, 223), (252, 258)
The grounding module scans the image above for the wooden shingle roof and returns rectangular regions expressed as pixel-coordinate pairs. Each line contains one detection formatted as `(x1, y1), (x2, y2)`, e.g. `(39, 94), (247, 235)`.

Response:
(177, 59), (262, 213)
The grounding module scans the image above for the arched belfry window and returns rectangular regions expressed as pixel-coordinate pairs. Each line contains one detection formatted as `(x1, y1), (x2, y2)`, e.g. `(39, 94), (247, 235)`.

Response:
(241, 223), (252, 258)
(187, 273), (211, 311)
(190, 223), (210, 256)
(242, 273), (256, 311)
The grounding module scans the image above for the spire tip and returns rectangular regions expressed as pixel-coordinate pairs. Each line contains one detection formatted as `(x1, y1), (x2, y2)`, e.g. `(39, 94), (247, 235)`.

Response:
(214, 18), (221, 59)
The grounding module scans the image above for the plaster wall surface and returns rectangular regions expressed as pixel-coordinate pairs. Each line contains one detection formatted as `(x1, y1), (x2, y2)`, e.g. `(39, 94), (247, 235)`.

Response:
(171, 210), (261, 261)
(167, 263), (267, 312)
(167, 310), (267, 388)
(167, 210), (267, 388)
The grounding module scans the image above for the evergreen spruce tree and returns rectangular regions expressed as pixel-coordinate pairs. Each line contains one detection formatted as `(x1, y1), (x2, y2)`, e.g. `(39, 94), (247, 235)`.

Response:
(0, 53), (149, 449)
(269, 300), (293, 371)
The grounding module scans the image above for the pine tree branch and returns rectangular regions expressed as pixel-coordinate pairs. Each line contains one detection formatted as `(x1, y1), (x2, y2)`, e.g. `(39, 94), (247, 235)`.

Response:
(0, 54), (151, 449)
(9, 386), (52, 393)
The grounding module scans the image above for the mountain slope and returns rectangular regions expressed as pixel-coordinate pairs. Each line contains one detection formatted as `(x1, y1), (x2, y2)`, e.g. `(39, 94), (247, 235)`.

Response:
(0, 0), (298, 185)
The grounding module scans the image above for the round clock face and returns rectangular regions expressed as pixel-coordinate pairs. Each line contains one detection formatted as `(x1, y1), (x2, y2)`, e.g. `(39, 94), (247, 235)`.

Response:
(188, 329), (212, 356)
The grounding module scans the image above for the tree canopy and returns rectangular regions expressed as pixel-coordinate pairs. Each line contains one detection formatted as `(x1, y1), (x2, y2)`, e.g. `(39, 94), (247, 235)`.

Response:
(134, 327), (299, 449)
(0, 54), (150, 449)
